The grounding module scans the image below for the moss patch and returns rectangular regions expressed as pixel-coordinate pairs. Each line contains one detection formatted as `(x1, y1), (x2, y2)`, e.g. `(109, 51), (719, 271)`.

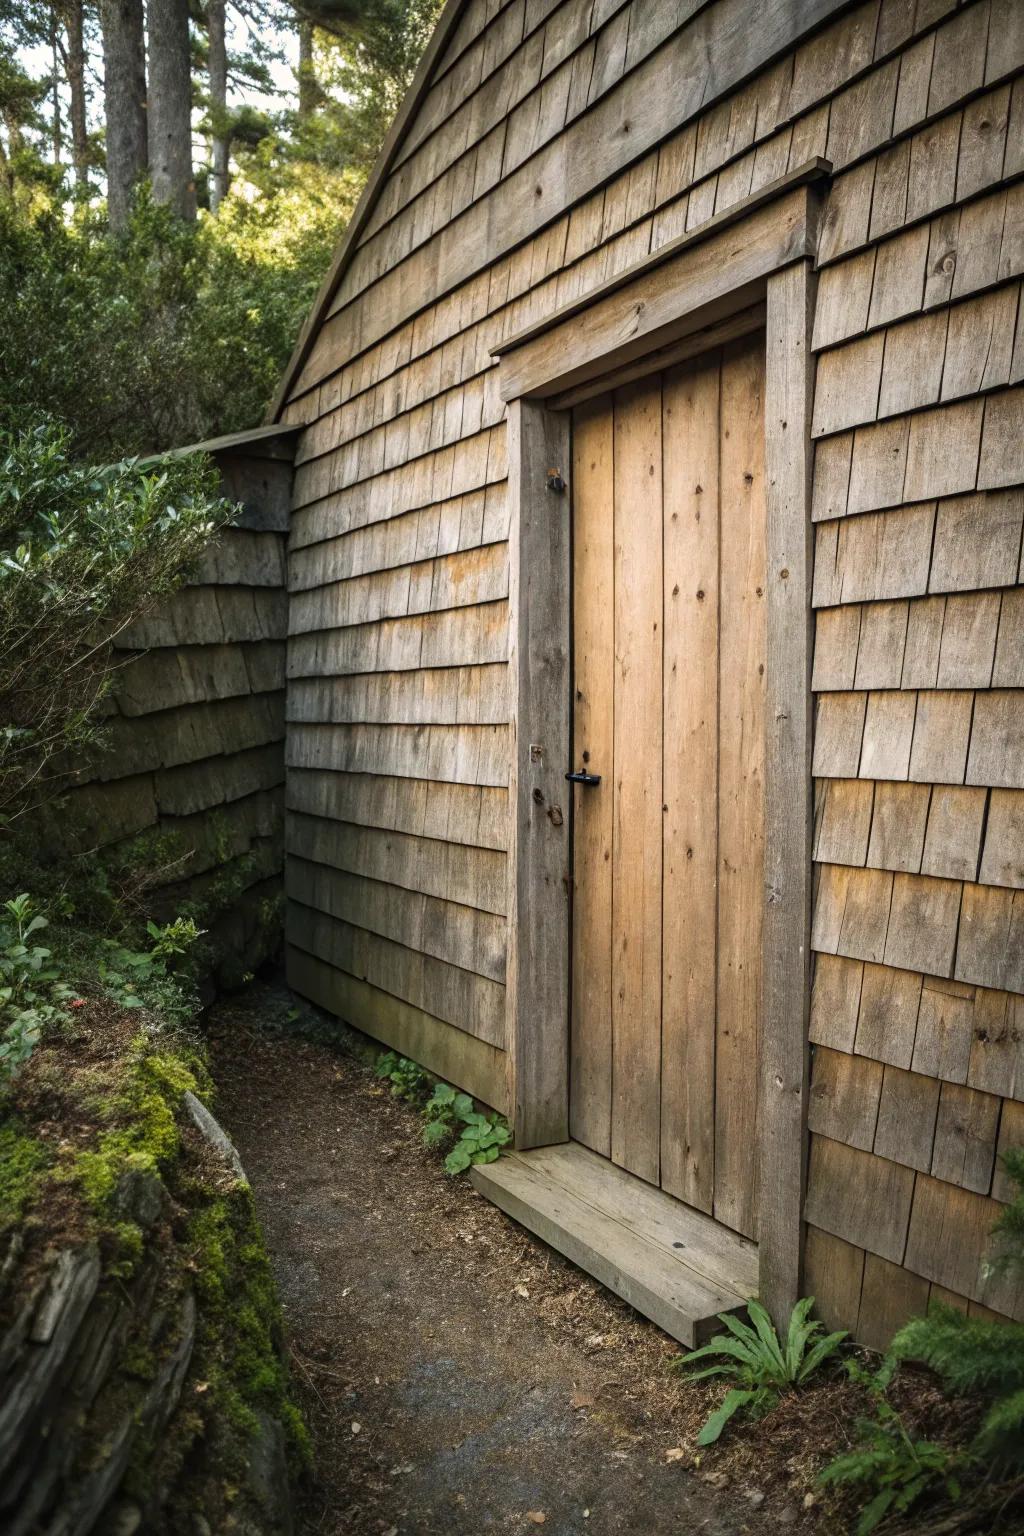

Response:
(1, 997), (306, 1530)
(0, 1120), (50, 1230)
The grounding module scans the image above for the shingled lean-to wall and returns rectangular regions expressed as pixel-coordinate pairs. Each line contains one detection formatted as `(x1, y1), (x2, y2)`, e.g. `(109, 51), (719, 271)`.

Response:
(271, 0), (1024, 1347)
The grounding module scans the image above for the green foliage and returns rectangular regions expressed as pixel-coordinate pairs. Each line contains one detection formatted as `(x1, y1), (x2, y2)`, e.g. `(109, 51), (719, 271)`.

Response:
(374, 1048), (430, 1102)
(422, 1081), (511, 1174)
(0, 892), (74, 1080)
(892, 1307), (1024, 1469)
(675, 1297), (848, 1445)
(0, 194), (332, 459)
(94, 919), (204, 1024)
(823, 1160), (1024, 1531)
(820, 1357), (963, 1535)
(293, 0), (443, 182)
(374, 1049), (511, 1174)
(890, 1151), (1024, 1468)
(0, 417), (232, 820)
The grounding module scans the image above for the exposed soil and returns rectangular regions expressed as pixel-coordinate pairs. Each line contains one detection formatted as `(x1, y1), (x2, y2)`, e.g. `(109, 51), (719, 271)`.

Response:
(207, 986), (1008, 1536)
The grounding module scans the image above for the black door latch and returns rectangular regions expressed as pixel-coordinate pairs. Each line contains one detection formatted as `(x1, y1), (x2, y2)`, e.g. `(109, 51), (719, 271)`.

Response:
(565, 770), (601, 786)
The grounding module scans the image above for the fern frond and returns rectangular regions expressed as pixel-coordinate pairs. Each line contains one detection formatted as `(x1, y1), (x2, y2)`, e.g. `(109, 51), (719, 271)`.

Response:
(893, 1307), (1024, 1397)
(976, 1385), (1024, 1467)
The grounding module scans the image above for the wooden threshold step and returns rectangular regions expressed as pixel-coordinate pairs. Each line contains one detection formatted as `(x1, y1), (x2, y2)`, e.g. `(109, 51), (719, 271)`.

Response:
(470, 1140), (758, 1347)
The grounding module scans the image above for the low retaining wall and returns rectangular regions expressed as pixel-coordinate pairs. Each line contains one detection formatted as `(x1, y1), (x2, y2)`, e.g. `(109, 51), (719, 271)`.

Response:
(0, 1096), (295, 1536)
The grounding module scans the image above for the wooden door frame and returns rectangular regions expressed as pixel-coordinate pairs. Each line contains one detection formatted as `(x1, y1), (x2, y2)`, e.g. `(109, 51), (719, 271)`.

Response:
(497, 161), (828, 1325)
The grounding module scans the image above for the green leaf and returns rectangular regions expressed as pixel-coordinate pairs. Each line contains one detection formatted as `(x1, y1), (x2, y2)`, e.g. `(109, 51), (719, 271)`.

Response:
(856, 1489), (895, 1536)
(745, 1299), (788, 1380)
(696, 1387), (759, 1445)
(444, 1144), (473, 1175)
(677, 1333), (760, 1374)
(797, 1329), (848, 1383)
(784, 1295), (817, 1376)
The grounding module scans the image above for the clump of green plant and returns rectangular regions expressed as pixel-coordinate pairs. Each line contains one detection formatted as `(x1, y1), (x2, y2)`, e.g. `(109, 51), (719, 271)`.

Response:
(822, 1149), (1024, 1532)
(422, 1081), (511, 1174)
(373, 1050), (511, 1175)
(675, 1296), (848, 1444)
(819, 1356), (963, 1534)
(95, 917), (204, 1023)
(0, 893), (75, 1080)
(374, 1049), (430, 1102)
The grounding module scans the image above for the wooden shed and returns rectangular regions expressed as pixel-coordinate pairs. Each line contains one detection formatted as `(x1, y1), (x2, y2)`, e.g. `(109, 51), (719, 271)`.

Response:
(269, 0), (1024, 1348)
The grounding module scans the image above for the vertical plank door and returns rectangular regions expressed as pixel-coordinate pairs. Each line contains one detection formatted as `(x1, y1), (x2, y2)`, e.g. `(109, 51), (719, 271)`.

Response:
(569, 333), (767, 1239)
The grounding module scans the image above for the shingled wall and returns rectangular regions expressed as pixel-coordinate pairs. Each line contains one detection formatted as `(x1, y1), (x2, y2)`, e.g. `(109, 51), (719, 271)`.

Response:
(274, 0), (1024, 1342)
(65, 435), (293, 989)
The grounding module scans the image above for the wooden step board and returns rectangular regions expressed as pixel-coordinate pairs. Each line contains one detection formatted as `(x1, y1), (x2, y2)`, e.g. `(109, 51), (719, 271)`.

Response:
(470, 1141), (758, 1346)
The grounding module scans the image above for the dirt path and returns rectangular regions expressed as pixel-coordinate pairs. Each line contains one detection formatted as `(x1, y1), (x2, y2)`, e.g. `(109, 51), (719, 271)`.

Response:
(209, 989), (816, 1536)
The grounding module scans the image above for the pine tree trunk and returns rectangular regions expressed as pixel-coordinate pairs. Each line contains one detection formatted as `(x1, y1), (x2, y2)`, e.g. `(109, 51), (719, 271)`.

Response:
(65, 0), (89, 188)
(207, 0), (228, 212)
(51, 19), (63, 166)
(99, 0), (147, 232)
(148, 0), (196, 221)
(297, 18), (316, 120)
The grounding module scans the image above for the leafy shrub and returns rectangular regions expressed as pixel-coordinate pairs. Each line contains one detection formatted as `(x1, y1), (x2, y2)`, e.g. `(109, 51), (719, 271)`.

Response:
(0, 892), (74, 1081)
(819, 1357), (963, 1535)
(0, 195), (333, 460)
(0, 417), (232, 821)
(675, 1296), (847, 1444)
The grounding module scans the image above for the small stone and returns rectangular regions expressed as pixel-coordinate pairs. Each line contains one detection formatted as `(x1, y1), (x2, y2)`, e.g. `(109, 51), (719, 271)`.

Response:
(700, 1471), (729, 1490)
(351, 1421), (362, 1435)
(745, 1490), (765, 1508)
(777, 1506), (798, 1525)
(111, 1166), (165, 1229)
(803, 1493), (816, 1509)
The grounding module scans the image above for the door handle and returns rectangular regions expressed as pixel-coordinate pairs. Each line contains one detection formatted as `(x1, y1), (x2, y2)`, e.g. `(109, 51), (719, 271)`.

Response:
(565, 770), (602, 786)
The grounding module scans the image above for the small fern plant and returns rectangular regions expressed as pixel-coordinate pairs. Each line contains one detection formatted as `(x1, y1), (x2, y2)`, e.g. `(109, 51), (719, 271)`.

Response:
(675, 1296), (847, 1444)
(819, 1356), (963, 1535)
(891, 1307), (1024, 1470)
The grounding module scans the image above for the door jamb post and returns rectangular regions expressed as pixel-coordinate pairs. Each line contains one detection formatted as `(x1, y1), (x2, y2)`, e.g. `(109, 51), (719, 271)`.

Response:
(759, 259), (816, 1326)
(505, 397), (572, 1149)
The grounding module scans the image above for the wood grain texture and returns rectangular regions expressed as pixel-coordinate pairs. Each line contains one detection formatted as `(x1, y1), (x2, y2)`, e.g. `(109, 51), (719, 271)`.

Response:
(610, 377), (663, 1186)
(759, 261), (813, 1317)
(569, 395), (615, 1157)
(660, 354), (721, 1212)
(506, 399), (572, 1147)
(713, 336), (767, 1241)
